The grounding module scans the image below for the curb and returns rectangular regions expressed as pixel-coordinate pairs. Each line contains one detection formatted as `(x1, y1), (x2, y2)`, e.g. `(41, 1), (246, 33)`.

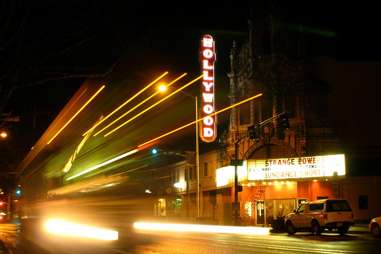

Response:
(349, 225), (369, 234)
(269, 227), (370, 234)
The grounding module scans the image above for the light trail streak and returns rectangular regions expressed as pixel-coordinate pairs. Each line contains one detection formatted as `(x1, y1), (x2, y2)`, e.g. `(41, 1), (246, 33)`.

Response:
(65, 93), (261, 181)
(62, 118), (100, 173)
(51, 88), (87, 131)
(93, 73), (187, 137)
(138, 93), (263, 148)
(133, 221), (270, 235)
(103, 74), (204, 137)
(47, 85), (106, 145)
(65, 149), (138, 181)
(44, 218), (118, 241)
(82, 71), (169, 136)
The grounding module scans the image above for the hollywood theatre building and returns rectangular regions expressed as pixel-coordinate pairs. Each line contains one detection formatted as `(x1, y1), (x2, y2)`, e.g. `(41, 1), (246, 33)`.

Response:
(168, 19), (381, 226)
(211, 19), (348, 226)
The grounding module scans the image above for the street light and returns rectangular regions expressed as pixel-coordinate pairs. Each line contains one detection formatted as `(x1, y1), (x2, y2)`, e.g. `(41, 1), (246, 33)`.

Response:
(157, 82), (168, 93)
(157, 84), (201, 218)
(0, 131), (8, 139)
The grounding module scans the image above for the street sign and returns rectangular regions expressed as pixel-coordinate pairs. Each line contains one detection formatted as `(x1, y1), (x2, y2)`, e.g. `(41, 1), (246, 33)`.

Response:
(231, 159), (244, 166)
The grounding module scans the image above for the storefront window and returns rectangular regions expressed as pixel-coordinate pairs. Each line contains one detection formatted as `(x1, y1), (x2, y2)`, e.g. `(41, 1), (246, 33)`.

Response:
(244, 202), (253, 217)
(358, 195), (368, 210)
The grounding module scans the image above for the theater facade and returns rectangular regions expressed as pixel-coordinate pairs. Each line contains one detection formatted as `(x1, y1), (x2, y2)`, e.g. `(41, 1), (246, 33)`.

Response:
(215, 154), (346, 225)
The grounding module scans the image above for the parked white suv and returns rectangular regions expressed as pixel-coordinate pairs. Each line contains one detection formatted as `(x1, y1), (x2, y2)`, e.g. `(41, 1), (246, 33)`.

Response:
(285, 199), (354, 235)
(369, 216), (381, 237)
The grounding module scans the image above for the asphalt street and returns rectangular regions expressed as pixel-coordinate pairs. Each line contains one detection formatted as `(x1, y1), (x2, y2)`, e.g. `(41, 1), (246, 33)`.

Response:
(1, 222), (380, 254)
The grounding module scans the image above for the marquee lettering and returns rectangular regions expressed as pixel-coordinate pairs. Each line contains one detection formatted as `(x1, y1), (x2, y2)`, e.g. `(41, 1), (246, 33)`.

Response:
(200, 35), (217, 142)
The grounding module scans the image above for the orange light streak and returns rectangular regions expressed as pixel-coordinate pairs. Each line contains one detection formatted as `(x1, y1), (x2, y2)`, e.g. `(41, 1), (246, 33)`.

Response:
(104, 74), (204, 137)
(93, 73), (187, 137)
(82, 71), (169, 136)
(47, 85), (106, 145)
(54, 88), (88, 127)
(138, 93), (263, 148)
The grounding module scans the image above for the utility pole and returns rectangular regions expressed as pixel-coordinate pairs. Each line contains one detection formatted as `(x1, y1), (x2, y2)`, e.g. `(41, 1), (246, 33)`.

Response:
(233, 140), (240, 225)
(175, 90), (200, 218)
(195, 95), (200, 218)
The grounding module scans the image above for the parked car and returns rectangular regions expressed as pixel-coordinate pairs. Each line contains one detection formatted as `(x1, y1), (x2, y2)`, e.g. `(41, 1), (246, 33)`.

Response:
(285, 199), (354, 235)
(369, 216), (381, 237)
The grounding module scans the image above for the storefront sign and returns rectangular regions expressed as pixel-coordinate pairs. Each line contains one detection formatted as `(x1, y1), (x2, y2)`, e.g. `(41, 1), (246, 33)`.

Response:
(216, 162), (247, 187)
(247, 154), (345, 180)
(200, 34), (217, 142)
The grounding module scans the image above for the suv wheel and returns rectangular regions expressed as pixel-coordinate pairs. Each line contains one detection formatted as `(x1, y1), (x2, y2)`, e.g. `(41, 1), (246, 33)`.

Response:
(371, 223), (381, 237)
(311, 220), (321, 235)
(286, 221), (296, 235)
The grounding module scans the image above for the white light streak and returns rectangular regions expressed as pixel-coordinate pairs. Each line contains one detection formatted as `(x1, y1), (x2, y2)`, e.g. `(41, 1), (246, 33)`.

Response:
(133, 221), (270, 235)
(66, 149), (139, 181)
(44, 218), (118, 241)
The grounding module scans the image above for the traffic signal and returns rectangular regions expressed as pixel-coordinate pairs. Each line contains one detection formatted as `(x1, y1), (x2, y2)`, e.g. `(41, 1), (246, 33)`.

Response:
(279, 113), (290, 129)
(277, 113), (289, 139)
(248, 124), (260, 139)
(151, 148), (158, 155)
(248, 125), (255, 139)
(15, 186), (22, 197)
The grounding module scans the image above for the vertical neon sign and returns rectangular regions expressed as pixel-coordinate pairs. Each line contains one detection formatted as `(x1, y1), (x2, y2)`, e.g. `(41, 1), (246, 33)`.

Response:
(200, 34), (217, 142)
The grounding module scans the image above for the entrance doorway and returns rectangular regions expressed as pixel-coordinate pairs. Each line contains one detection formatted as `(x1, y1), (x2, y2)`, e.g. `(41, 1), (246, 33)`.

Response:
(256, 200), (265, 224)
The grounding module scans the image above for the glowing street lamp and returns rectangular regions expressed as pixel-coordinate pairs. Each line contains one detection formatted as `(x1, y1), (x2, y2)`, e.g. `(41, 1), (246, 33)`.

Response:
(157, 82), (168, 93)
(0, 131), (8, 139)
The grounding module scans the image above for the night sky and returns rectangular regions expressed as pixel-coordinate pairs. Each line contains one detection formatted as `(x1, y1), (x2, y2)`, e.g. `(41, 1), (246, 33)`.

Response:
(1, 1), (380, 179)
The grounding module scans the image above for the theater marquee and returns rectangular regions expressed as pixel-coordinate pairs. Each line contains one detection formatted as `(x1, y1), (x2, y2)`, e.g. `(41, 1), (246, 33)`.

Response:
(200, 34), (216, 142)
(247, 154), (346, 181)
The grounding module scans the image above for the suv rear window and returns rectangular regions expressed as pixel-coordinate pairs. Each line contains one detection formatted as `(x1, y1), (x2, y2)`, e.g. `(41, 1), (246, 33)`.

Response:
(326, 200), (352, 212)
(309, 203), (324, 211)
